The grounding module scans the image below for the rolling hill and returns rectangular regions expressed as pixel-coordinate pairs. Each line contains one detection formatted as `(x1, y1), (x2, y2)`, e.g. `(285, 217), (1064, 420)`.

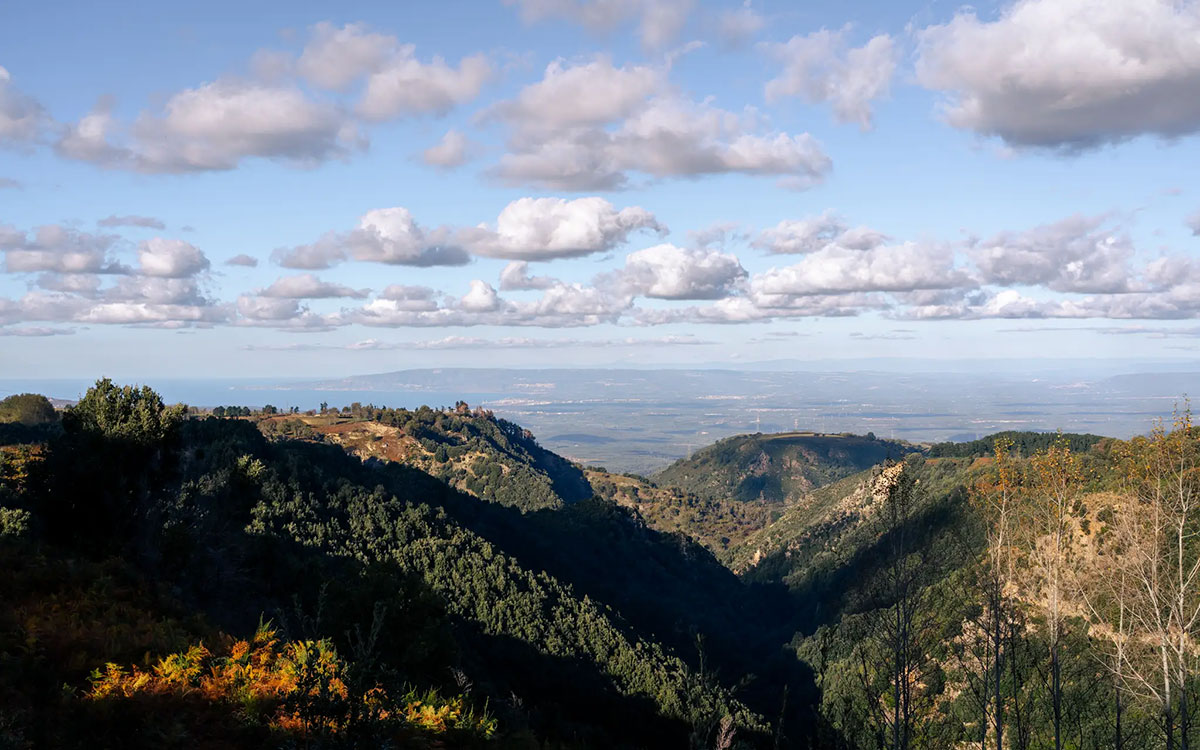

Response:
(652, 431), (918, 505)
(259, 403), (594, 512)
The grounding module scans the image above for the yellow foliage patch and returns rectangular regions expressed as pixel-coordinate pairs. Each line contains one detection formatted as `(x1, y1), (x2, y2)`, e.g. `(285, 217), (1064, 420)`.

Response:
(88, 623), (496, 740)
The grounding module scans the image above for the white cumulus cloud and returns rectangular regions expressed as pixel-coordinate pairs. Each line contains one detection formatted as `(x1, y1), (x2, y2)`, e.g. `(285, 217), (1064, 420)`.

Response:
(2, 225), (124, 274)
(137, 238), (209, 278)
(613, 243), (746, 299)
(296, 22), (396, 90)
(422, 129), (474, 168)
(274, 206), (471, 269)
(916, 0), (1200, 149)
(487, 57), (831, 190)
(500, 260), (559, 290)
(970, 215), (1138, 293)
(258, 273), (369, 299)
(763, 28), (897, 129)
(752, 242), (971, 297)
(58, 80), (363, 173)
(358, 48), (492, 121)
(753, 211), (889, 254)
(458, 196), (665, 260)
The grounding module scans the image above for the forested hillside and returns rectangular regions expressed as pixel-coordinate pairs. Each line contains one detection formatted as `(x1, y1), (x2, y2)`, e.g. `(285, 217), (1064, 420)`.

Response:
(586, 468), (774, 563)
(926, 430), (1109, 458)
(717, 429), (1195, 750)
(653, 432), (917, 505)
(3, 381), (1200, 749)
(0, 381), (784, 749)
(246, 402), (593, 512)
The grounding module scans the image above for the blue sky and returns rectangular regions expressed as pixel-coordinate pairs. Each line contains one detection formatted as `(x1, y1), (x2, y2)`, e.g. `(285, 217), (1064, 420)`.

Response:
(3, 0), (1200, 378)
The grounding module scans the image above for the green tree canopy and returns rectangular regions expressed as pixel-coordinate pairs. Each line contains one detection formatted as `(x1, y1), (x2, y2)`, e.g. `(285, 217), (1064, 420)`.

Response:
(0, 393), (57, 425)
(63, 378), (184, 443)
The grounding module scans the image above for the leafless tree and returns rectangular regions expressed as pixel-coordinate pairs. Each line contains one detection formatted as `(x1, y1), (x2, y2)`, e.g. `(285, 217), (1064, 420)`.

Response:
(1024, 438), (1083, 750)
(969, 437), (1022, 750)
(1110, 410), (1200, 750)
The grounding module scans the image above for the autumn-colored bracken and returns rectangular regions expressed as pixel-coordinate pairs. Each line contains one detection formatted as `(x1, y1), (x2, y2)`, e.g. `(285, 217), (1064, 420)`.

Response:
(88, 623), (496, 741)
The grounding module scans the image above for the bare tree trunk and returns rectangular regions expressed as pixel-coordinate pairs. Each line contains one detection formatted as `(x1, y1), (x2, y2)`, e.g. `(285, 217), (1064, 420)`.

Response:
(1052, 638), (1062, 750)
(1009, 614), (1032, 750)
(973, 437), (1019, 750)
(1180, 684), (1190, 750)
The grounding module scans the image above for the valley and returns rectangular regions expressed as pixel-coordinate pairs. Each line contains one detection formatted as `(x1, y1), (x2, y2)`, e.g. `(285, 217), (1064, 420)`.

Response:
(3, 379), (1192, 748)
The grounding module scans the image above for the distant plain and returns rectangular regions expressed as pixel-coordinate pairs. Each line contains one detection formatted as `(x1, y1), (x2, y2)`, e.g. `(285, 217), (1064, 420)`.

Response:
(5, 362), (1196, 473)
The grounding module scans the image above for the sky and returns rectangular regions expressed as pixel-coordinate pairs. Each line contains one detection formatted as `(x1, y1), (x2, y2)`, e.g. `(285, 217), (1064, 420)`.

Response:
(3, 0), (1200, 379)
